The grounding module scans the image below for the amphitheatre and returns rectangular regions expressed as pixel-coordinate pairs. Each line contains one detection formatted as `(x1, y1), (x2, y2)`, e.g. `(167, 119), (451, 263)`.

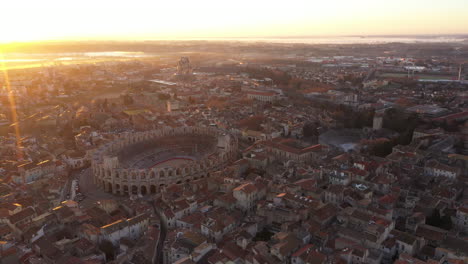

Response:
(91, 126), (238, 196)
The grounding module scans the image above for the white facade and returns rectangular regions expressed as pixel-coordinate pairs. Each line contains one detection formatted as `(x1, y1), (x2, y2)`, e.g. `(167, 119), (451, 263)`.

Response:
(100, 214), (149, 245)
(424, 160), (459, 179)
(233, 183), (265, 211)
(247, 92), (277, 102)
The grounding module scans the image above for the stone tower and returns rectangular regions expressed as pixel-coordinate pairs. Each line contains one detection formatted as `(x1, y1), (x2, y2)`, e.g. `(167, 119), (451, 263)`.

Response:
(373, 113), (384, 130)
(177, 57), (193, 76)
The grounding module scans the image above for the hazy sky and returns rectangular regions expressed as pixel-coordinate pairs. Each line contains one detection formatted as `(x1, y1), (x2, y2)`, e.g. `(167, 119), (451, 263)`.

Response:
(1, 0), (467, 42)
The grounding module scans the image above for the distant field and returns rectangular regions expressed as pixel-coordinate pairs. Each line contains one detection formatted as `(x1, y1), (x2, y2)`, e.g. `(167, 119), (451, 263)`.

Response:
(1, 57), (147, 70)
(379, 72), (457, 80)
(1, 52), (159, 70)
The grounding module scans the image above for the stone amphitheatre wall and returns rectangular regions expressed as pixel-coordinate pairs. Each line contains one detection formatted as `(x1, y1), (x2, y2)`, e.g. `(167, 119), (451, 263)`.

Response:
(91, 126), (238, 196)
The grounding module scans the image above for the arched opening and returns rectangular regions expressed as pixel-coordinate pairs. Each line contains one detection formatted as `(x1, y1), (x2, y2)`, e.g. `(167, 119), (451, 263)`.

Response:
(131, 185), (138, 195)
(115, 184), (121, 192)
(108, 182), (113, 193)
(123, 185), (129, 195)
(150, 185), (157, 194)
(141, 186), (147, 196)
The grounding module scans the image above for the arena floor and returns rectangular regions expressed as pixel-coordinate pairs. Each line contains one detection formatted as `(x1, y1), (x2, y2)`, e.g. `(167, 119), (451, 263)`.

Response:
(150, 157), (196, 169)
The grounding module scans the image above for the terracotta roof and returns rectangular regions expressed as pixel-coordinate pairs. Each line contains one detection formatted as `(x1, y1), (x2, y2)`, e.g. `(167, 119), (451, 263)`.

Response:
(313, 203), (337, 223)
(8, 207), (35, 225)
(294, 178), (317, 191)
(233, 183), (257, 194)
(391, 230), (418, 246)
(292, 244), (314, 257)
(262, 138), (323, 155)
(415, 224), (447, 242)
(75, 238), (94, 252)
(458, 207), (468, 214)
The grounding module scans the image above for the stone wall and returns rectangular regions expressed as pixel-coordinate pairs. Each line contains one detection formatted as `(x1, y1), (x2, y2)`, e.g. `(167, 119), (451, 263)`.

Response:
(91, 127), (238, 196)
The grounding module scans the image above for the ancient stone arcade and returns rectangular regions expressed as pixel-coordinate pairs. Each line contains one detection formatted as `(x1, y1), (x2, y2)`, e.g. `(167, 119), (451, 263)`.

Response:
(91, 126), (238, 196)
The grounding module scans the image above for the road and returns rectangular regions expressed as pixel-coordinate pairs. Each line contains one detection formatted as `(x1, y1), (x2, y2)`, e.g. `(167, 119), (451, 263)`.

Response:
(149, 200), (168, 264)
(78, 167), (116, 209)
(61, 168), (85, 203)
(60, 176), (72, 202)
(70, 179), (78, 200)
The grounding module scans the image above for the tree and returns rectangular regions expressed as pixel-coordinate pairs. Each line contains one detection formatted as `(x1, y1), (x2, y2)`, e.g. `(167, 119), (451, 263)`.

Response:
(123, 94), (134, 106)
(303, 123), (319, 138)
(253, 228), (274, 242)
(60, 123), (75, 141)
(103, 99), (108, 110)
(383, 109), (420, 134)
(369, 139), (394, 157)
(157, 93), (171, 101)
(440, 214), (453, 230)
(343, 109), (374, 129)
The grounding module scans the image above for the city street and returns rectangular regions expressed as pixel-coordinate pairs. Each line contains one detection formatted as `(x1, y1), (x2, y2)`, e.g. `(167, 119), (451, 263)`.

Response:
(59, 175), (72, 202)
(78, 167), (116, 209)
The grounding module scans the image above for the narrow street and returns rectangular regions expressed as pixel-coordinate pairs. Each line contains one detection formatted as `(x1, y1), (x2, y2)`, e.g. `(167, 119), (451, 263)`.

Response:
(59, 176), (72, 202)
(78, 167), (116, 209)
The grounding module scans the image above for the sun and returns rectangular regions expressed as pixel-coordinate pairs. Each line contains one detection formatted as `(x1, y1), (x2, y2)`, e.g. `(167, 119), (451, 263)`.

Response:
(0, 29), (49, 44)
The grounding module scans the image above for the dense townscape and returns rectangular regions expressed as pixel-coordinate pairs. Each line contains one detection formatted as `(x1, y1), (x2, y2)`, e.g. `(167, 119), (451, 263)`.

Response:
(0, 41), (467, 264)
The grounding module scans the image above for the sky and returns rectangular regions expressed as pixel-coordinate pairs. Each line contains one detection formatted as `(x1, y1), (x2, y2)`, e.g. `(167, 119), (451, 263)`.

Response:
(0, 0), (467, 43)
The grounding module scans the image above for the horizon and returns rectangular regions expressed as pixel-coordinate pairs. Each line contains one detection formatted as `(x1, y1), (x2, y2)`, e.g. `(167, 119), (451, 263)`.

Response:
(1, 34), (467, 46)
(2, 33), (468, 45)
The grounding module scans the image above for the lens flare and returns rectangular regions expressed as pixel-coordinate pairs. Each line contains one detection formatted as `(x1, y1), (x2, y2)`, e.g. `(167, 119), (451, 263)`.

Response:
(0, 49), (23, 160)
